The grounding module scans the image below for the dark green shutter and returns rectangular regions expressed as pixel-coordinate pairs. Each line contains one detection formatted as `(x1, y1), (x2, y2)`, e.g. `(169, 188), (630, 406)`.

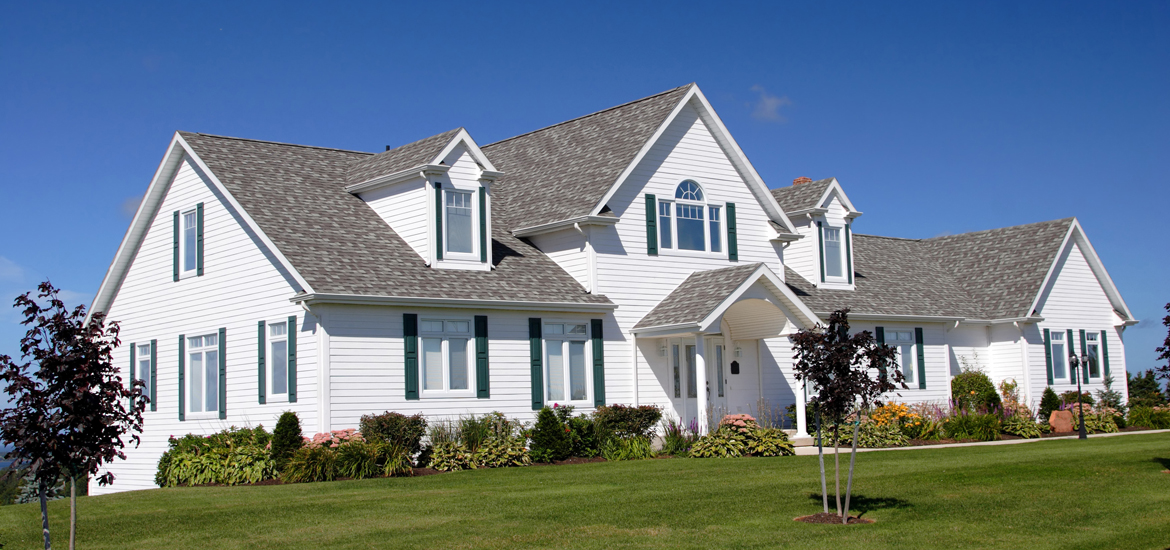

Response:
(817, 222), (826, 283)
(475, 315), (489, 398)
(478, 188), (488, 263)
(645, 194), (658, 255)
(404, 314), (419, 400)
(1066, 329), (1076, 384)
(287, 315), (297, 403)
(150, 340), (157, 411)
(218, 327), (226, 419)
(726, 203), (737, 261)
(434, 183), (444, 261)
(257, 321), (266, 404)
(591, 318), (605, 407)
(1043, 329), (1053, 385)
(529, 318), (543, 410)
(172, 211), (180, 282)
(129, 342), (136, 388)
(1100, 330), (1110, 376)
(845, 224), (853, 284)
(196, 203), (204, 276)
(178, 335), (186, 421)
(1079, 329), (1088, 383)
(914, 327), (926, 389)
(875, 327), (886, 382)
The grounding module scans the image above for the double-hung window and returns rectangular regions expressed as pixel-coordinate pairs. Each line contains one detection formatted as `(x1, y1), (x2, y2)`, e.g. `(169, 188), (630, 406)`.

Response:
(823, 226), (844, 279)
(268, 321), (289, 397)
(1050, 331), (1067, 380)
(545, 322), (589, 403)
(137, 343), (152, 394)
(420, 320), (473, 396)
(1085, 332), (1101, 379)
(445, 190), (473, 255)
(890, 331), (916, 385)
(182, 210), (198, 274)
(657, 180), (722, 254)
(187, 333), (219, 414)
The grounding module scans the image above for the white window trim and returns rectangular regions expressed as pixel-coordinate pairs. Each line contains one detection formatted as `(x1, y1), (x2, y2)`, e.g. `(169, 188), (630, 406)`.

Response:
(821, 224), (848, 284)
(655, 180), (726, 258)
(1050, 331), (1068, 381)
(888, 331), (917, 386)
(1085, 333), (1102, 380)
(137, 343), (152, 390)
(267, 319), (290, 401)
(179, 208), (198, 280)
(442, 187), (478, 261)
(419, 318), (476, 398)
(543, 320), (593, 406)
(185, 331), (220, 419)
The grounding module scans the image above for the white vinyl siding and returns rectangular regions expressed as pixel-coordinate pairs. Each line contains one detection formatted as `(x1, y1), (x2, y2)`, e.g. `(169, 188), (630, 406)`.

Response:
(360, 178), (430, 262)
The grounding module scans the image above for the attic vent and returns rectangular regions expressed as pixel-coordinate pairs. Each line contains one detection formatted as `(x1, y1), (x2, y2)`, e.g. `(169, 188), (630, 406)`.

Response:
(793, 177), (812, 186)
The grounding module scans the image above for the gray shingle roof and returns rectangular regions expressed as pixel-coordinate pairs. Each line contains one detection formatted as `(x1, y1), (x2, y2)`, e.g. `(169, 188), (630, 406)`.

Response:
(784, 218), (1074, 319)
(179, 132), (610, 304)
(345, 128), (462, 187)
(483, 85), (692, 230)
(634, 263), (763, 328)
(770, 178), (832, 213)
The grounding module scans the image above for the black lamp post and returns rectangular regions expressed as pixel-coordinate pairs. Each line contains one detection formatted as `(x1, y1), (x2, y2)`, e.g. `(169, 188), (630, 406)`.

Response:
(1068, 351), (1093, 440)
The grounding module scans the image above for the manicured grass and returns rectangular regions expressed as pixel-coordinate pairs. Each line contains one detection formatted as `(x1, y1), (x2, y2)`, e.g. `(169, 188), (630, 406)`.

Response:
(2, 434), (1169, 549)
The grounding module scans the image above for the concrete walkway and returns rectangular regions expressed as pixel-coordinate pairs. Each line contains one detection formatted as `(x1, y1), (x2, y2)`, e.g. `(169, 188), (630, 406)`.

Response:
(792, 428), (1170, 456)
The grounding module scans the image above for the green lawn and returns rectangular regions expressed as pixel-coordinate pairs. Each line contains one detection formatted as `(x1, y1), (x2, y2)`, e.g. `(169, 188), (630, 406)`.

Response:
(2, 434), (1169, 549)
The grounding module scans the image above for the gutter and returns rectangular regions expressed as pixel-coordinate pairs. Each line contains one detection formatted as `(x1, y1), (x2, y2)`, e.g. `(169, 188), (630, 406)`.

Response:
(512, 215), (620, 238)
(291, 293), (617, 313)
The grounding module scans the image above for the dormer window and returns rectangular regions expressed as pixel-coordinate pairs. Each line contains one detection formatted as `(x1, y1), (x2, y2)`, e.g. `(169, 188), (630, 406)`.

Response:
(817, 221), (853, 285)
(824, 227), (843, 278)
(657, 180), (722, 254)
(445, 189), (474, 254)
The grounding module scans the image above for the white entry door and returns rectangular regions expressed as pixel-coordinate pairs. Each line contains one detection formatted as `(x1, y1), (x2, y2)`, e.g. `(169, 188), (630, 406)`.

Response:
(706, 338), (728, 421)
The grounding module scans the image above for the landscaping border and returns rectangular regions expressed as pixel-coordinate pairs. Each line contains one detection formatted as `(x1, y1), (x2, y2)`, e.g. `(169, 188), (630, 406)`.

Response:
(792, 428), (1170, 455)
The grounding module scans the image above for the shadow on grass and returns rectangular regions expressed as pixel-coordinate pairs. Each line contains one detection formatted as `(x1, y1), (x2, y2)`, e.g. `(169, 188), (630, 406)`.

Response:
(807, 493), (913, 517)
(1152, 457), (1170, 470)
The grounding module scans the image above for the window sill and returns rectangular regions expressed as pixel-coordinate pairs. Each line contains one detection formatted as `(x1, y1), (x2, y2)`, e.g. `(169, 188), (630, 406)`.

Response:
(433, 258), (490, 271)
(656, 248), (729, 260)
(184, 412), (221, 421)
(420, 392), (478, 399)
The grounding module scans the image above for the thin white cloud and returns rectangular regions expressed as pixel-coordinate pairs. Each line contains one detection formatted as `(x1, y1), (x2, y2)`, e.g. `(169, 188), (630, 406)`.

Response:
(56, 289), (92, 308)
(120, 194), (143, 219)
(0, 256), (24, 283)
(749, 85), (793, 123)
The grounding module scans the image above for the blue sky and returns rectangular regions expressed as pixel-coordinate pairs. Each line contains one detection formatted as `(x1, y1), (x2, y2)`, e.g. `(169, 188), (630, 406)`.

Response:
(1, 1), (1166, 378)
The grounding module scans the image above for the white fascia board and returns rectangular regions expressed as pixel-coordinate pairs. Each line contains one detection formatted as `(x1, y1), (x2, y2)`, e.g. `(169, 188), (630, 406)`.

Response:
(345, 164), (449, 195)
(770, 233), (802, 243)
(817, 178), (862, 217)
(959, 316), (1045, 326)
(86, 134), (188, 325)
(785, 207), (829, 218)
(588, 84), (799, 234)
(292, 293), (617, 313)
(431, 128), (499, 173)
(1025, 219), (1135, 322)
(630, 322), (703, 337)
(830, 312), (966, 324)
(696, 264), (820, 331)
(512, 215), (621, 237)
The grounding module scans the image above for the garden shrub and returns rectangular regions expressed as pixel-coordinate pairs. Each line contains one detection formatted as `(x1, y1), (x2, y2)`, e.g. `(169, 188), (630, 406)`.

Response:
(594, 404), (663, 441)
(156, 427), (276, 487)
(335, 440), (380, 480)
(429, 442), (476, 472)
(473, 438), (532, 468)
(1127, 405), (1170, 429)
(359, 411), (426, 457)
(951, 370), (1001, 412)
(904, 418), (944, 441)
(690, 415), (794, 458)
(1060, 391), (1094, 407)
(943, 413), (1001, 441)
(528, 407), (571, 462)
(1075, 410), (1119, 434)
(271, 411), (304, 472)
(600, 436), (654, 461)
(282, 445), (336, 483)
(743, 428), (795, 456)
(689, 429), (747, 458)
(567, 415), (599, 458)
(838, 420), (908, 448)
(381, 444), (414, 477)
(1039, 388), (1061, 422)
(1002, 415), (1042, 439)
(661, 418), (699, 456)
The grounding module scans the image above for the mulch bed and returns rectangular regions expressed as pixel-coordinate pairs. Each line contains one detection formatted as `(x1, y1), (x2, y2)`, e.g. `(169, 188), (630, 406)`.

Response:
(794, 513), (873, 525)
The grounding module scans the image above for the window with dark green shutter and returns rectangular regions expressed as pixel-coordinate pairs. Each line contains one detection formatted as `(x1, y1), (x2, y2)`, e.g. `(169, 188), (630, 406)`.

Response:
(478, 188), (488, 263)
(287, 315), (297, 403)
(529, 318), (543, 410)
(591, 319), (605, 407)
(845, 223), (853, 284)
(149, 340), (157, 411)
(817, 221), (826, 283)
(1079, 329), (1089, 383)
(218, 327), (226, 420)
(875, 327), (886, 381)
(196, 203), (205, 276)
(172, 212), (180, 282)
(129, 342), (136, 390)
(404, 314), (419, 400)
(177, 334), (186, 421)
(726, 203), (737, 261)
(475, 315), (489, 398)
(257, 321), (266, 404)
(645, 194), (658, 255)
(434, 183), (444, 261)
(1066, 329), (1076, 384)
(1043, 329), (1053, 385)
(914, 327), (926, 389)
(1100, 330), (1111, 377)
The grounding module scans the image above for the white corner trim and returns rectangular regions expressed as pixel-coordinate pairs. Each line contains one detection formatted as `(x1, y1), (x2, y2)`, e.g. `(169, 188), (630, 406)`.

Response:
(431, 128), (499, 173)
(291, 293), (617, 313)
(345, 164), (449, 195)
(588, 84), (799, 235)
(512, 215), (620, 237)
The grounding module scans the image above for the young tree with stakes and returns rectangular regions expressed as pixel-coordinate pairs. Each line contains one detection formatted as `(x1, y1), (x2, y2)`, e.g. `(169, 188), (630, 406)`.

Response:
(0, 282), (146, 550)
(792, 309), (904, 524)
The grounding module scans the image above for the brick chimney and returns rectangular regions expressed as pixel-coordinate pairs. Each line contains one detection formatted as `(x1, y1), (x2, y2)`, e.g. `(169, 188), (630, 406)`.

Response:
(793, 177), (812, 186)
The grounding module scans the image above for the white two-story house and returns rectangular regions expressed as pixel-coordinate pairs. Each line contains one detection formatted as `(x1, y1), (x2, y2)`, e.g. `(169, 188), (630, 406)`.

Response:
(88, 83), (1136, 493)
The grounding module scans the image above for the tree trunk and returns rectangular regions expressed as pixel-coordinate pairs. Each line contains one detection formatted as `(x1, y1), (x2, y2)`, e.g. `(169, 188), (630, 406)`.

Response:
(833, 423), (841, 516)
(69, 476), (77, 550)
(816, 409), (827, 514)
(39, 480), (51, 550)
(843, 418), (861, 524)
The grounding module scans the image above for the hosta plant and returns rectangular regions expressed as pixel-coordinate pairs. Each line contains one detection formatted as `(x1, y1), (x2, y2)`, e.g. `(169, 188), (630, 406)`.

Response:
(429, 442), (476, 472)
(473, 438), (531, 468)
(1001, 415), (1042, 439)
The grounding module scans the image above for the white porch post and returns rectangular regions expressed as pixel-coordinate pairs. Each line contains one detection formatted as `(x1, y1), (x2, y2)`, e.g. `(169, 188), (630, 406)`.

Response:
(695, 335), (708, 435)
(795, 382), (809, 439)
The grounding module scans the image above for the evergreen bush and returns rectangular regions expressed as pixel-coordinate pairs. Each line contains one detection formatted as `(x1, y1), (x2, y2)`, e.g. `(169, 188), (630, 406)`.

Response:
(1039, 387), (1061, 422)
(528, 407), (571, 462)
(951, 370), (1001, 412)
(594, 405), (662, 441)
(271, 412), (304, 472)
(1060, 391), (1093, 406)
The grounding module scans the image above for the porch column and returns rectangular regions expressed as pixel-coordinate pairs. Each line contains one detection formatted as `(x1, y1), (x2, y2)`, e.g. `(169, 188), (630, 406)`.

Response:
(795, 382), (809, 439)
(695, 335), (708, 435)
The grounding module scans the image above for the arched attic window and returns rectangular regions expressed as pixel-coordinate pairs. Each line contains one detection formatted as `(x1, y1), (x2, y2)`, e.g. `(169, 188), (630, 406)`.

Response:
(658, 180), (722, 253)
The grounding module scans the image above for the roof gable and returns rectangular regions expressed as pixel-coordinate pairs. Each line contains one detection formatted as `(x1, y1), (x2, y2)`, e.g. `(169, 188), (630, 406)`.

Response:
(771, 178), (832, 214)
(345, 128), (462, 187)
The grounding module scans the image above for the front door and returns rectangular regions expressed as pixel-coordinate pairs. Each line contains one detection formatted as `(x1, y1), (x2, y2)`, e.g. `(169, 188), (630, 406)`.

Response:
(707, 339), (728, 422)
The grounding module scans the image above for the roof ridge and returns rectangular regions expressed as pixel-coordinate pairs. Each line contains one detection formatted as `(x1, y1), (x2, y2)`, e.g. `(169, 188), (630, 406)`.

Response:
(182, 132), (374, 156)
(481, 84), (693, 149)
(852, 233), (923, 242)
(924, 217), (1075, 241)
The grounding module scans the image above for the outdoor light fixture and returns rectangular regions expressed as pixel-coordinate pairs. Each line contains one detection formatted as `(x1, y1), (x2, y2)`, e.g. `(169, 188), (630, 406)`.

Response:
(658, 343), (667, 357)
(1068, 351), (1094, 440)
(735, 346), (742, 357)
